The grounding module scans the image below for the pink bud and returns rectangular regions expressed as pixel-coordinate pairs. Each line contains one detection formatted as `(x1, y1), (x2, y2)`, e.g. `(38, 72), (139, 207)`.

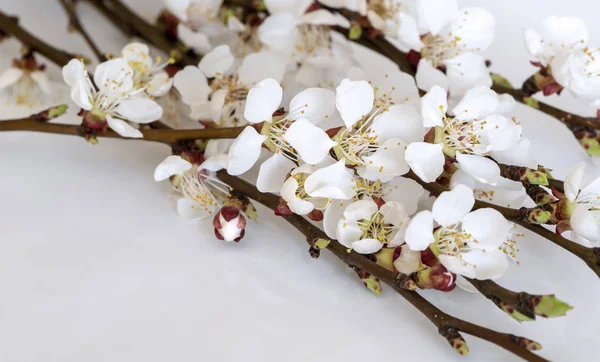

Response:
(213, 206), (246, 242)
(274, 197), (293, 216)
(429, 264), (456, 292)
(307, 209), (323, 222)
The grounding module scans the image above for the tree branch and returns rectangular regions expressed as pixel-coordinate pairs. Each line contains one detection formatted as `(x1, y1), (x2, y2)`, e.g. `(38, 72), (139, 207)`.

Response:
(217, 172), (547, 361)
(58, 0), (106, 62)
(0, 10), (80, 67)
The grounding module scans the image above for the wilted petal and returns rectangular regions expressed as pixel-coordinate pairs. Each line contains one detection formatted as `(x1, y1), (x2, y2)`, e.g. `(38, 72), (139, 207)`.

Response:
(283, 119), (336, 164)
(257, 153), (295, 193)
(154, 155), (192, 181)
(199, 44), (234, 77)
(244, 78), (283, 123)
(405, 210), (434, 251)
(227, 126), (267, 175)
(432, 184), (474, 226)
(405, 142), (445, 183)
(335, 79), (374, 128)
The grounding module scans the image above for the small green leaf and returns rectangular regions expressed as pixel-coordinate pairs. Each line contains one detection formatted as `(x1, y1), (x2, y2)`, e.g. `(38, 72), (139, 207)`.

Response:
(524, 96), (540, 109)
(313, 238), (330, 250)
(349, 24), (362, 40)
(450, 338), (469, 356)
(48, 104), (68, 119)
(491, 73), (513, 88)
(581, 137), (600, 157)
(244, 202), (258, 223)
(526, 209), (553, 224)
(534, 295), (573, 318)
(523, 168), (549, 186)
(362, 274), (382, 295)
(498, 303), (535, 323)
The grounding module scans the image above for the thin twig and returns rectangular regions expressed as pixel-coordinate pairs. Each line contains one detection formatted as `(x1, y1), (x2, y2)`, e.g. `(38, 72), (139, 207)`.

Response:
(0, 11), (80, 67)
(58, 0), (106, 62)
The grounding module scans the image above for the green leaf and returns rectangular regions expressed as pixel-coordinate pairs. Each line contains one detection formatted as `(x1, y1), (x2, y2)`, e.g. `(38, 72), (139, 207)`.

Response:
(362, 274), (382, 295)
(498, 303), (535, 323)
(244, 202), (258, 223)
(313, 238), (330, 250)
(47, 104), (68, 119)
(534, 295), (573, 318)
(349, 24), (362, 40)
(523, 168), (549, 186)
(581, 137), (600, 157)
(524, 96), (540, 109)
(491, 73), (513, 88)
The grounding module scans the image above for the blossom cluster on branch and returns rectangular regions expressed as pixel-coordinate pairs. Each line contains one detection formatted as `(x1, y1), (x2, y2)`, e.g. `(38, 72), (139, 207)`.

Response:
(3, 0), (600, 360)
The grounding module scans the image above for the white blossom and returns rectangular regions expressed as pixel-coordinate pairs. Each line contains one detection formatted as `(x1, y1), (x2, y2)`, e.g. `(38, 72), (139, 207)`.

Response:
(563, 162), (600, 245)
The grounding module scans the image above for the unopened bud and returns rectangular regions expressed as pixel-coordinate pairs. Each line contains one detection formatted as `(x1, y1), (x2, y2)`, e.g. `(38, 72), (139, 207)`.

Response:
(416, 264), (456, 292)
(213, 206), (246, 242)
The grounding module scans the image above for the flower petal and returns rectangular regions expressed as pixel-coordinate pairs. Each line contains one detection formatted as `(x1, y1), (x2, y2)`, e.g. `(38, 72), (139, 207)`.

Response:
(210, 88), (227, 123)
(404, 210), (434, 251)
(177, 24), (213, 54)
(257, 153), (295, 193)
(393, 245), (422, 274)
(335, 79), (374, 128)
(200, 154), (228, 172)
(226, 126), (267, 175)
(416, 59), (448, 93)
(304, 159), (356, 199)
(343, 198), (378, 221)
(154, 155), (192, 182)
(238, 51), (286, 86)
(380, 201), (410, 243)
(370, 104), (427, 143)
(416, 0), (459, 35)
(281, 177), (314, 215)
(147, 72), (174, 97)
(106, 114), (143, 138)
(115, 98), (163, 124)
(420, 85), (447, 127)
(94, 58), (133, 95)
(445, 53), (492, 99)
(337, 220), (363, 249)
(478, 114), (522, 151)
(301, 9), (350, 28)
(488, 139), (537, 169)
(258, 13), (299, 52)
(62, 59), (86, 87)
(405, 142), (445, 183)
(121, 42), (151, 66)
(565, 162), (585, 201)
(455, 275), (479, 293)
(439, 254), (476, 279)
(28, 71), (52, 95)
(173, 66), (210, 108)
(571, 205), (600, 242)
(244, 78), (282, 123)
(463, 250), (508, 280)
(455, 153), (502, 186)
(324, 199), (347, 239)
(288, 87), (336, 125)
(264, 0), (313, 16)
(283, 119), (336, 164)
(463, 209), (511, 249)
(452, 86), (499, 121)
(352, 238), (383, 254)
(360, 138), (410, 181)
(432, 184), (474, 226)
(199, 44), (234, 78)
(385, 177), (425, 215)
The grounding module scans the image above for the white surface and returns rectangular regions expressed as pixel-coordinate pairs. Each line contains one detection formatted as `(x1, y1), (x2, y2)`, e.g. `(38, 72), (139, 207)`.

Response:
(1, 1), (600, 361)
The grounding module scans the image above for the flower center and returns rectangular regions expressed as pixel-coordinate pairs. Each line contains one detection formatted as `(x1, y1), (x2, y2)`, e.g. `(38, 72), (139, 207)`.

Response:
(336, 106), (385, 166)
(434, 225), (473, 258)
(187, 2), (219, 28)
(356, 211), (395, 244)
(180, 167), (232, 214)
(368, 0), (403, 22)
(295, 24), (331, 57)
(581, 48), (600, 78)
(421, 34), (465, 67)
(262, 118), (300, 163)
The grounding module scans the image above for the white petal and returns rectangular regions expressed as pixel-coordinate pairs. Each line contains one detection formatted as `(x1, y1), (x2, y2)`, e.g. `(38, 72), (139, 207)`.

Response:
(384, 177), (425, 215)
(455, 153), (501, 186)
(199, 44), (234, 77)
(147, 72), (174, 97)
(571, 205), (600, 242)
(244, 78), (282, 123)
(289, 197), (316, 215)
(173, 66), (210, 108)
(565, 162), (586, 201)
(372, 70), (420, 105)
(393, 245), (422, 274)
(106, 115), (143, 138)
(301, 9), (350, 28)
(455, 275), (479, 293)
(416, 59), (448, 93)
(416, 0), (459, 35)
(62, 59), (86, 87)
(352, 238), (383, 254)
(115, 98), (163, 124)
(177, 197), (215, 219)
(154, 155), (192, 182)
(257, 153), (295, 193)
(200, 154), (229, 172)
(432, 184), (474, 226)
(404, 210), (435, 251)
(337, 220), (363, 249)
(397, 13), (423, 51)
(69, 79), (93, 110)
(177, 24), (213, 54)
(258, 13), (299, 52)
(324, 199), (346, 239)
(120, 42), (151, 66)
(343, 198), (378, 221)
(226, 126), (267, 175)
(541, 16), (589, 58)
(360, 138), (410, 180)
(205, 139), (232, 159)
(335, 79), (374, 128)
(579, 175), (600, 202)
(524, 29), (543, 58)
(305, 160), (355, 199)
(94, 58), (134, 95)
(463, 250), (508, 280)
(238, 51), (286, 86)
(452, 86), (499, 121)
(281, 177), (314, 215)
(370, 104), (427, 143)
(439, 254), (476, 278)
(264, 0), (313, 16)
(405, 142), (445, 183)
(288, 87), (336, 125)
(210, 88), (227, 123)
(380, 201), (409, 230)
(420, 85), (447, 127)
(446, 7), (495, 52)
(488, 139), (537, 169)
(29, 71), (52, 94)
(478, 114), (522, 151)
(463, 209), (511, 249)
(445, 53), (492, 99)
(283, 119), (336, 164)
(165, 0), (190, 22)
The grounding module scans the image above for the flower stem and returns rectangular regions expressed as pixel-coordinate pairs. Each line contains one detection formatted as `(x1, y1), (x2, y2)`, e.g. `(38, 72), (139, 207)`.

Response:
(57, 0), (106, 62)
(216, 171), (547, 361)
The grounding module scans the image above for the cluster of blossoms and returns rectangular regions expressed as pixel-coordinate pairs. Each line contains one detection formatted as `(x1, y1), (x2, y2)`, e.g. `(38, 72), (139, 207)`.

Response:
(10, 0), (600, 291)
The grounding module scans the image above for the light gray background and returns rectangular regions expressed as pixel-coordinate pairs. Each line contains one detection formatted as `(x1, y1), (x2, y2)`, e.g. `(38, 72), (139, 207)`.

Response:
(1, 1), (599, 361)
